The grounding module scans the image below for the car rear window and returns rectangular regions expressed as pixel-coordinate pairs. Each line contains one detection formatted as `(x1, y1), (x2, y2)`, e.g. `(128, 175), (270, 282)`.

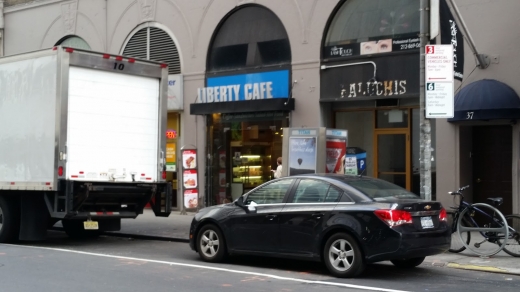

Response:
(347, 179), (419, 201)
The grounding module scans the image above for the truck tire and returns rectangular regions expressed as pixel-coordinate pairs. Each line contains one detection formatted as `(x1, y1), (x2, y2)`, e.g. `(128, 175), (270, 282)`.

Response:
(0, 196), (21, 243)
(62, 219), (100, 239)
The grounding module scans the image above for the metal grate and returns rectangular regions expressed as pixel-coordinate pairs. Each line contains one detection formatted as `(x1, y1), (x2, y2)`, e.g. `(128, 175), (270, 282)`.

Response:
(123, 27), (181, 74)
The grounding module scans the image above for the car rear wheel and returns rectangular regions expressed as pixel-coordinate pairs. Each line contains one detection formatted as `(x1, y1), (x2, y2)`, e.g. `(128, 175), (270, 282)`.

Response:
(197, 224), (226, 262)
(390, 256), (425, 268)
(323, 232), (365, 278)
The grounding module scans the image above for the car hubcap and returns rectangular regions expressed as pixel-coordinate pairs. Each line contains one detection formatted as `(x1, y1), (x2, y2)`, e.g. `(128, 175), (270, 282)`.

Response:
(329, 239), (354, 271)
(201, 230), (220, 257)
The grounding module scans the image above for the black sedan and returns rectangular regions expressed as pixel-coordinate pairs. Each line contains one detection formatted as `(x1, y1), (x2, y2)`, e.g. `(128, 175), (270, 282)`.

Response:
(189, 174), (450, 277)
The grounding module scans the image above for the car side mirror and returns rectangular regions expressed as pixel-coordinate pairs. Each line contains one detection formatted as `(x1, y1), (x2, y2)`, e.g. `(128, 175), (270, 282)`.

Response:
(235, 196), (245, 208)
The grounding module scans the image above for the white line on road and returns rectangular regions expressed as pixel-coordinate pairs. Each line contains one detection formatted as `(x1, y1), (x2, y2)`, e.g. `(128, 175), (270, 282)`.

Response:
(5, 244), (409, 292)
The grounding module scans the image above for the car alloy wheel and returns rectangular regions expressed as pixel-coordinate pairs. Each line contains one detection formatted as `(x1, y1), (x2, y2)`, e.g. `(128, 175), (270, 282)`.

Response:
(324, 232), (365, 278)
(197, 224), (226, 262)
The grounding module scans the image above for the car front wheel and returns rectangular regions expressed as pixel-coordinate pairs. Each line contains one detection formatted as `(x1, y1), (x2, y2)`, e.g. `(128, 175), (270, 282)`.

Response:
(390, 257), (425, 268)
(197, 224), (226, 262)
(323, 232), (365, 278)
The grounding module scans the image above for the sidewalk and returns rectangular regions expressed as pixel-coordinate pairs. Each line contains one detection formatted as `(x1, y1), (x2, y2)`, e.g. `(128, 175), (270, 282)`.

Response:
(108, 209), (519, 276)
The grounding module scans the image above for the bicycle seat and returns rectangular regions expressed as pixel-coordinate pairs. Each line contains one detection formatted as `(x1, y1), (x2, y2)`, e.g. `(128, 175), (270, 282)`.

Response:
(486, 197), (503, 207)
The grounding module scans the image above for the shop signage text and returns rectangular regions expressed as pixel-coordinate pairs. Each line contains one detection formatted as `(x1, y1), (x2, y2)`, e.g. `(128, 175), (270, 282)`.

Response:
(197, 70), (289, 103)
(341, 80), (407, 98)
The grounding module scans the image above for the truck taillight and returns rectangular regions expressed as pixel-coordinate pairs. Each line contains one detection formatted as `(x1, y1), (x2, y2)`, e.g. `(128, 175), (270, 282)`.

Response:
(162, 170), (166, 179)
(160, 63), (168, 68)
(58, 166), (63, 177)
(65, 48), (74, 53)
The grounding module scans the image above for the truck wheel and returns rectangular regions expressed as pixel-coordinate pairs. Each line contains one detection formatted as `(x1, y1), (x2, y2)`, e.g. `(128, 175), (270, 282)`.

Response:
(0, 196), (20, 243)
(62, 219), (100, 239)
(197, 224), (227, 262)
(323, 232), (365, 278)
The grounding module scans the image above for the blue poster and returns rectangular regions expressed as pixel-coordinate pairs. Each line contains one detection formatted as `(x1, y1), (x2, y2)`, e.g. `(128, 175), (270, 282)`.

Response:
(288, 137), (317, 175)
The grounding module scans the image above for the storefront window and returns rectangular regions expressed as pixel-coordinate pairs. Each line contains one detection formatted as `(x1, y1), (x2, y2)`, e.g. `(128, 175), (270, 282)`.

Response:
(208, 6), (291, 72)
(207, 112), (289, 206)
(166, 112), (180, 207)
(325, 0), (419, 46)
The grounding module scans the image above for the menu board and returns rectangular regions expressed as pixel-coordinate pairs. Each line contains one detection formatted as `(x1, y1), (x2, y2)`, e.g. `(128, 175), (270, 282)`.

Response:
(182, 150), (197, 169)
(184, 189), (198, 209)
(181, 149), (198, 209)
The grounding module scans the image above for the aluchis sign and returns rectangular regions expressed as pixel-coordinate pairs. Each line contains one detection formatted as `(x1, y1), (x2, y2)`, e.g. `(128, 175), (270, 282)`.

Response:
(197, 70), (289, 103)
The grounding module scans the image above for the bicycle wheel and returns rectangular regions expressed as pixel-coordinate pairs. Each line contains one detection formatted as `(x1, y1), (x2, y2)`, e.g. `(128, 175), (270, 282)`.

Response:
(449, 215), (471, 253)
(457, 203), (509, 257)
(500, 215), (520, 257)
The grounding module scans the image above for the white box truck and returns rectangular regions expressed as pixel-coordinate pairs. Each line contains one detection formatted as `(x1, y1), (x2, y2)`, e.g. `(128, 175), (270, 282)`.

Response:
(0, 47), (172, 242)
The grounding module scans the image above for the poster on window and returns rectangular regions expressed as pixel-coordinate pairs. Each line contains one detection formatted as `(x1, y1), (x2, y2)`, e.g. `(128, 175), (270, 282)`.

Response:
(219, 150), (226, 168)
(166, 143), (176, 172)
(182, 150), (197, 169)
(184, 189), (198, 209)
(219, 169), (226, 187)
(288, 137), (317, 175)
(183, 169), (197, 189)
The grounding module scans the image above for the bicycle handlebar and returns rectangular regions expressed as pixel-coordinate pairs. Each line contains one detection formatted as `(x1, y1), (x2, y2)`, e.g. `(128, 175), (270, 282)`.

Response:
(448, 185), (470, 196)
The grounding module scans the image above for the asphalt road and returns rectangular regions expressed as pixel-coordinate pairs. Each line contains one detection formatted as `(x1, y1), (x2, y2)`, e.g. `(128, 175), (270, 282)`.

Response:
(1, 230), (519, 292)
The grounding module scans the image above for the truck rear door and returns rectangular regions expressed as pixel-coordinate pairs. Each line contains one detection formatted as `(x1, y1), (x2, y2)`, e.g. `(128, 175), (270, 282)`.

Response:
(66, 66), (160, 182)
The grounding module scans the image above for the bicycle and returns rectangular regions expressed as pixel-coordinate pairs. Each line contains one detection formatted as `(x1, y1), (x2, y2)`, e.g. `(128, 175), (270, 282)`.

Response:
(448, 185), (520, 257)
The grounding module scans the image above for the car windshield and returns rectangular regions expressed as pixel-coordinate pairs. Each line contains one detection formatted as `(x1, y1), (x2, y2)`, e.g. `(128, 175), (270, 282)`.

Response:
(347, 179), (419, 201)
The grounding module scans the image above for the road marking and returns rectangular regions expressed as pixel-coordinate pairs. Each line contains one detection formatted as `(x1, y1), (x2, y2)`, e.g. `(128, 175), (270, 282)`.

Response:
(5, 244), (409, 292)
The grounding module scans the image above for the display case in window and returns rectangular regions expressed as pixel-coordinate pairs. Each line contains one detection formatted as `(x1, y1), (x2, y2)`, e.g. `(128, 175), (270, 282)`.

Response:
(231, 148), (271, 189)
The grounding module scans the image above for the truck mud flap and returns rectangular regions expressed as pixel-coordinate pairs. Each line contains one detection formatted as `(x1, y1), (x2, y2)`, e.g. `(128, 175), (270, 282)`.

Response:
(150, 182), (172, 217)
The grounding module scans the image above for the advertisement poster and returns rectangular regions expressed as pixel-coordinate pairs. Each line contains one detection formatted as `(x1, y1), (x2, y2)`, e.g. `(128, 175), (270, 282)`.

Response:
(219, 169), (226, 187)
(219, 151), (226, 168)
(183, 169), (197, 189)
(288, 137), (317, 175)
(344, 157), (358, 175)
(184, 189), (198, 209)
(326, 139), (346, 174)
(166, 143), (176, 172)
(182, 150), (197, 169)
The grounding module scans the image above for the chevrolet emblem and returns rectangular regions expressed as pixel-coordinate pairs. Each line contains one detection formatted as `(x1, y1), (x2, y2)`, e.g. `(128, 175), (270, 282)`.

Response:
(424, 205), (431, 210)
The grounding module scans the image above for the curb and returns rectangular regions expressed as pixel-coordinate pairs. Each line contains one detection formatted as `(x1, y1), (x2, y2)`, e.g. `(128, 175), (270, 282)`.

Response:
(446, 262), (519, 276)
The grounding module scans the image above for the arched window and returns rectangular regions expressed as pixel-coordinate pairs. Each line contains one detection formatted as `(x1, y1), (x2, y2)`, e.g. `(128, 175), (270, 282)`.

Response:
(325, 0), (419, 48)
(56, 36), (91, 50)
(208, 6), (291, 72)
(122, 27), (181, 74)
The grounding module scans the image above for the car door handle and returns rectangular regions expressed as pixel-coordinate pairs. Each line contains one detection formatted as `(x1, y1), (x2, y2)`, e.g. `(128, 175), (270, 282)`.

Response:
(266, 214), (277, 220)
(312, 213), (324, 219)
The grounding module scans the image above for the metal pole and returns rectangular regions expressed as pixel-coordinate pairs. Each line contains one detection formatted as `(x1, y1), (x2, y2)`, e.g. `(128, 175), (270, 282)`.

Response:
(420, 0), (432, 201)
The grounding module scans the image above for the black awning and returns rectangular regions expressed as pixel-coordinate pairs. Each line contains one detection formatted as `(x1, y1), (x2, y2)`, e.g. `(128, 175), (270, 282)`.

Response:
(190, 98), (294, 115)
(448, 79), (520, 122)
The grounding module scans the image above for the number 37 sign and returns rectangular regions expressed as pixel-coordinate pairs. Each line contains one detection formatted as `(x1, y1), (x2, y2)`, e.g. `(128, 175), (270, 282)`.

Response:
(425, 45), (454, 118)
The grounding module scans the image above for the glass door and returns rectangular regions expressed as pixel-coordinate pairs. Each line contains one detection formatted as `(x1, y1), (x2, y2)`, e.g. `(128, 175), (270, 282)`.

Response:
(374, 130), (411, 190)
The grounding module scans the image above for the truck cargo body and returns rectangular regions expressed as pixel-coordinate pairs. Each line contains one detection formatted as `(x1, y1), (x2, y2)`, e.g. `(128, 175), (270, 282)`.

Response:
(0, 47), (172, 242)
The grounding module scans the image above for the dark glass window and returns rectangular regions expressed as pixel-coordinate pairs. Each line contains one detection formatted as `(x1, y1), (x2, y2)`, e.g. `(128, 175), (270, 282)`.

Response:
(325, 0), (419, 47)
(208, 6), (291, 72)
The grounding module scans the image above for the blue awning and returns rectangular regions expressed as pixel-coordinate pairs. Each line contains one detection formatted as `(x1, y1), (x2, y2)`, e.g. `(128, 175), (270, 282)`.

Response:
(448, 79), (520, 122)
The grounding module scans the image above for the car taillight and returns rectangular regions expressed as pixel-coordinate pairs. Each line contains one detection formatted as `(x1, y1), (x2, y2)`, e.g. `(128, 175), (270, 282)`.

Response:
(439, 208), (447, 221)
(374, 209), (413, 227)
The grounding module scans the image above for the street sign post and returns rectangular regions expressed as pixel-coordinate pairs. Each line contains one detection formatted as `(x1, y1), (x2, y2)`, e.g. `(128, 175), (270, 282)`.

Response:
(425, 44), (454, 118)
